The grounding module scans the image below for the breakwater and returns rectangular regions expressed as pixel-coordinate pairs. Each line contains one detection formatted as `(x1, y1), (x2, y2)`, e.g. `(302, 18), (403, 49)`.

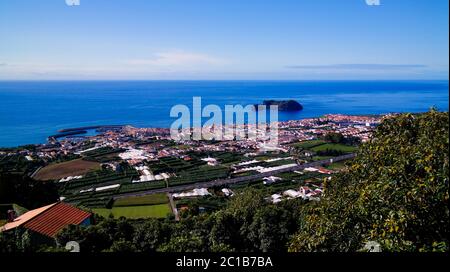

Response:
(48, 125), (125, 141)
(57, 125), (125, 133)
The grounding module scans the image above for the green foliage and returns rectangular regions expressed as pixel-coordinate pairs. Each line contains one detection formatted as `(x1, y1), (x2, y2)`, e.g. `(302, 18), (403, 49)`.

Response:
(107, 239), (137, 252)
(323, 132), (361, 146)
(133, 218), (172, 252)
(55, 217), (134, 252)
(51, 188), (304, 253)
(248, 205), (296, 252)
(289, 110), (449, 252)
(324, 132), (345, 144)
(158, 234), (206, 252)
(0, 229), (39, 253)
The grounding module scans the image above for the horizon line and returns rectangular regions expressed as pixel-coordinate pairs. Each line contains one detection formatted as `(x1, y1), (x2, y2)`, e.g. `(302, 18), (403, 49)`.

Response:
(0, 79), (449, 82)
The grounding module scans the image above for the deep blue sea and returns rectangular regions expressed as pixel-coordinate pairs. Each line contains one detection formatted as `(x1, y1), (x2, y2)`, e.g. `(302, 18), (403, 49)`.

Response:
(0, 80), (448, 147)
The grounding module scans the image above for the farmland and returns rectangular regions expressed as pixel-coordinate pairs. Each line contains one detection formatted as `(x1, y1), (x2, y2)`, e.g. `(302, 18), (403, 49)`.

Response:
(114, 193), (168, 207)
(81, 147), (125, 162)
(310, 143), (358, 153)
(290, 140), (326, 150)
(34, 159), (101, 181)
(59, 168), (138, 193)
(167, 166), (229, 187)
(93, 204), (171, 219)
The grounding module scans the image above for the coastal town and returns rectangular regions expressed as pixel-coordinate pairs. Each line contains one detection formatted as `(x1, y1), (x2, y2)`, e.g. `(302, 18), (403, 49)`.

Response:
(0, 113), (385, 235)
(0, 0), (448, 260)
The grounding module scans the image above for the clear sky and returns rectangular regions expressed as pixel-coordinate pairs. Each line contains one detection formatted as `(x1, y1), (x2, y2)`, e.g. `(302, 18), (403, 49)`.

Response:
(0, 0), (448, 80)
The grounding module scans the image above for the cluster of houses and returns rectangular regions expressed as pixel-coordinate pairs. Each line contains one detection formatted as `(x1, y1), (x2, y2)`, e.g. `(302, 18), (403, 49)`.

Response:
(133, 165), (171, 183)
(271, 185), (323, 204)
(232, 156), (297, 174)
(172, 188), (211, 199)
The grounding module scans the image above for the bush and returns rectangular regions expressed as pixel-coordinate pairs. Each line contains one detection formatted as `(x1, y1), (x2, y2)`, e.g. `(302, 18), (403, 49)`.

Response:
(289, 110), (449, 252)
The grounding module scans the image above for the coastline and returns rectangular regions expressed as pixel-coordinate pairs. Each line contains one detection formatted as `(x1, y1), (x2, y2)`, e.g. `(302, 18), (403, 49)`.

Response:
(0, 80), (448, 148)
(0, 111), (398, 149)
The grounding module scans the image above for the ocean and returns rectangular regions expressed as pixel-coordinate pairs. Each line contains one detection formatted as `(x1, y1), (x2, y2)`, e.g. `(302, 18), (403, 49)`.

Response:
(0, 80), (448, 147)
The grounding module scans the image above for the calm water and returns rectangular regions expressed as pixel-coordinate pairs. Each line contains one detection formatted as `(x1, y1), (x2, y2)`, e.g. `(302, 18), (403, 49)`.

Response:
(0, 80), (448, 147)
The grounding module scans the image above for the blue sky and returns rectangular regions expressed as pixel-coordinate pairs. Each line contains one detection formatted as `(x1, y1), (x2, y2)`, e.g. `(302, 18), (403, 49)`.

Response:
(0, 0), (448, 80)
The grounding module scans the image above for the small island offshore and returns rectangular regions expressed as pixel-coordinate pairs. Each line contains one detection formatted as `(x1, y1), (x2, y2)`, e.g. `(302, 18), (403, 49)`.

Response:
(254, 100), (303, 111)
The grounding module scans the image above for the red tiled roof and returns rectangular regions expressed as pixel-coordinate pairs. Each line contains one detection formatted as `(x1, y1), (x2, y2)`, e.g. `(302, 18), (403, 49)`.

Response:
(1, 203), (57, 232)
(22, 202), (91, 238)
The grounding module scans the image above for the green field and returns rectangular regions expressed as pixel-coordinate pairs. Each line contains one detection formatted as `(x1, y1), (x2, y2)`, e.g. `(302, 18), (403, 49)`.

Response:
(93, 204), (171, 219)
(290, 140), (326, 149)
(311, 143), (357, 153)
(113, 193), (168, 207)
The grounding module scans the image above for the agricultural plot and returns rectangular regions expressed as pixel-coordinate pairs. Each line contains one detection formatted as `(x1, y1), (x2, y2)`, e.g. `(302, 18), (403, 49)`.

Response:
(259, 159), (297, 168)
(64, 189), (117, 208)
(93, 204), (171, 219)
(176, 196), (228, 212)
(310, 143), (357, 153)
(230, 170), (327, 193)
(113, 193), (168, 207)
(118, 180), (167, 194)
(149, 156), (206, 173)
(34, 159), (100, 181)
(186, 151), (248, 164)
(168, 166), (229, 187)
(290, 140), (326, 150)
(81, 147), (125, 162)
(59, 168), (138, 194)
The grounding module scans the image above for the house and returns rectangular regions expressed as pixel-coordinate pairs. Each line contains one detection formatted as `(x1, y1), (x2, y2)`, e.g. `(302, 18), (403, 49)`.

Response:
(201, 157), (219, 166)
(318, 167), (333, 175)
(0, 202), (92, 245)
(263, 176), (282, 185)
(299, 186), (312, 197)
(221, 188), (234, 197)
(304, 167), (319, 172)
(271, 194), (283, 204)
(172, 188), (211, 199)
(283, 189), (301, 199)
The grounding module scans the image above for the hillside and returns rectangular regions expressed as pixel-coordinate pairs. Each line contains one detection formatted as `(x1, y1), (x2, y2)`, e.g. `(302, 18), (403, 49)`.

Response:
(290, 109), (449, 252)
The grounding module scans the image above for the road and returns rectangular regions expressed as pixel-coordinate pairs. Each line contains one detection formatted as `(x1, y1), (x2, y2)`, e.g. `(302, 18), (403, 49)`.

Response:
(113, 153), (356, 200)
(167, 193), (180, 221)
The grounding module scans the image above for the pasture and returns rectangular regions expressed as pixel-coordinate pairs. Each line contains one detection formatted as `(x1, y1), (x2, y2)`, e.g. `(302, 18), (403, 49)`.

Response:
(34, 159), (101, 180)
(93, 204), (171, 219)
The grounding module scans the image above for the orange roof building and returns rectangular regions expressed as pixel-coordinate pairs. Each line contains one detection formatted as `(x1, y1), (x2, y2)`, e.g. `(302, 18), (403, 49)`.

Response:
(1, 202), (91, 238)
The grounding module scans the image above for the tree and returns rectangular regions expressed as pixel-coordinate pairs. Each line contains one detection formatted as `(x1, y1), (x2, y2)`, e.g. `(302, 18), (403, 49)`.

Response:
(0, 231), (18, 253)
(289, 110), (449, 252)
(208, 210), (240, 251)
(158, 234), (206, 252)
(248, 206), (295, 252)
(224, 189), (267, 251)
(133, 218), (171, 252)
(108, 239), (137, 252)
(324, 132), (344, 144)
(56, 224), (112, 253)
